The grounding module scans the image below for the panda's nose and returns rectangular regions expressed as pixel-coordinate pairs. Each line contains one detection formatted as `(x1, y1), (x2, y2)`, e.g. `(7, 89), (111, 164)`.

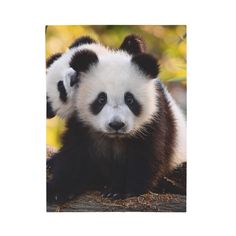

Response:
(109, 121), (125, 131)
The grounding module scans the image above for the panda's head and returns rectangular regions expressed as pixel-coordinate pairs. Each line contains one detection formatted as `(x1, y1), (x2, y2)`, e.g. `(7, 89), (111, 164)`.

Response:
(46, 34), (147, 120)
(73, 49), (160, 138)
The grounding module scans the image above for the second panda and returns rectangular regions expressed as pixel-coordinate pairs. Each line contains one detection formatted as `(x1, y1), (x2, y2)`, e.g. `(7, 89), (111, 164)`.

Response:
(47, 35), (186, 202)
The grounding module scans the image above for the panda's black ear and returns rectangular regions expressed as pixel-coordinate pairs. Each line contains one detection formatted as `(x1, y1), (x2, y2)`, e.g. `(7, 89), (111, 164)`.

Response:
(69, 50), (99, 74)
(119, 34), (146, 55)
(69, 36), (96, 49)
(46, 53), (62, 68)
(131, 53), (159, 79)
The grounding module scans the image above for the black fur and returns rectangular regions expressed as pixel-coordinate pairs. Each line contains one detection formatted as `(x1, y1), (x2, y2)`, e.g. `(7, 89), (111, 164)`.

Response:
(69, 36), (96, 49)
(70, 72), (79, 87)
(57, 81), (67, 103)
(156, 162), (186, 195)
(120, 34), (146, 55)
(47, 96), (55, 118)
(132, 53), (159, 78)
(90, 92), (107, 115)
(124, 92), (142, 116)
(46, 53), (62, 68)
(47, 81), (179, 202)
(69, 49), (98, 74)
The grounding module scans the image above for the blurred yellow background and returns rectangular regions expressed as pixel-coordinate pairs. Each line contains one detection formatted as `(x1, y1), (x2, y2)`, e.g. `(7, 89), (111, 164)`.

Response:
(46, 25), (186, 148)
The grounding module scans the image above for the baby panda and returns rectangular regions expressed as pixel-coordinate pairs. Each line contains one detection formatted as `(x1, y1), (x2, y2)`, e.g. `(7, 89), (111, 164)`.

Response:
(47, 36), (186, 202)
(46, 35), (145, 119)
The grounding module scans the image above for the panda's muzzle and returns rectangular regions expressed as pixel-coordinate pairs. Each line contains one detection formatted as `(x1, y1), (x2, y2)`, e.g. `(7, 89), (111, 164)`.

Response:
(108, 121), (125, 131)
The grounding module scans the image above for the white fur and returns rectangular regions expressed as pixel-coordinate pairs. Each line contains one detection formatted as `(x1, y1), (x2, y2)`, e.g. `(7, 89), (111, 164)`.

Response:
(161, 84), (186, 169)
(46, 43), (110, 119)
(75, 51), (158, 136)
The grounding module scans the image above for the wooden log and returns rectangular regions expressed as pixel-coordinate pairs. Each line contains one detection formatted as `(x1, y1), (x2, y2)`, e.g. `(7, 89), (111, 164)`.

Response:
(47, 191), (186, 212)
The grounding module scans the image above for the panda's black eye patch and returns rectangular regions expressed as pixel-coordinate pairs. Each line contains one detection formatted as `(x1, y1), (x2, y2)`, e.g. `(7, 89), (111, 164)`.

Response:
(125, 92), (142, 116)
(97, 92), (107, 105)
(90, 92), (107, 115)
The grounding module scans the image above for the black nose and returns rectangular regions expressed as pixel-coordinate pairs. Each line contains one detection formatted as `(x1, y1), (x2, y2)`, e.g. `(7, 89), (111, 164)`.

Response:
(109, 121), (125, 131)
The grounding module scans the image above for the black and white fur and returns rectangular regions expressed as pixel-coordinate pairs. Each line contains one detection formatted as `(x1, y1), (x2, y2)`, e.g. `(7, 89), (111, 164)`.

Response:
(47, 35), (186, 202)
(46, 35), (144, 119)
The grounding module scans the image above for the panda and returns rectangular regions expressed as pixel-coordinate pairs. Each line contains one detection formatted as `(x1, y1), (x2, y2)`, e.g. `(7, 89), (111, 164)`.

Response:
(46, 35), (145, 119)
(47, 35), (186, 202)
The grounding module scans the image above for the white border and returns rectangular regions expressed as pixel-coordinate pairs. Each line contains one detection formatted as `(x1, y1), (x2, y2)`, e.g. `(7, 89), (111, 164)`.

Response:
(1, 0), (236, 235)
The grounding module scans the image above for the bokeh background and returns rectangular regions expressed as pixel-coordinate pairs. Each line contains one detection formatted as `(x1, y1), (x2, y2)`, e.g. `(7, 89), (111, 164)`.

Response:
(46, 25), (187, 148)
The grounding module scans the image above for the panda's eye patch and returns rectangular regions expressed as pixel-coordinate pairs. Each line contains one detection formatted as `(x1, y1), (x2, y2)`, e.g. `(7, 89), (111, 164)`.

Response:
(125, 92), (135, 105)
(125, 92), (142, 116)
(125, 94), (134, 105)
(90, 92), (107, 115)
(97, 92), (107, 105)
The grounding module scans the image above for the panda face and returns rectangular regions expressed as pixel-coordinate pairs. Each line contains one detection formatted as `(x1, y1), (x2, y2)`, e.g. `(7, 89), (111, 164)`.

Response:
(46, 34), (148, 120)
(88, 90), (143, 135)
(75, 51), (159, 137)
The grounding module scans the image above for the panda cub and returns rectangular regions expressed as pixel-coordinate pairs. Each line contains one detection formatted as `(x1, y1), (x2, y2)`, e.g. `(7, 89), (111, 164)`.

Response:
(47, 35), (186, 202)
(46, 35), (144, 119)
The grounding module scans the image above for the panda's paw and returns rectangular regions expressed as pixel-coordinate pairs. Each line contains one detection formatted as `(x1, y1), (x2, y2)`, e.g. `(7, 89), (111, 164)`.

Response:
(101, 186), (128, 200)
(46, 156), (55, 171)
(47, 191), (76, 203)
(101, 190), (140, 200)
(63, 68), (78, 92)
(56, 68), (78, 104)
(102, 191), (125, 200)
(47, 182), (76, 203)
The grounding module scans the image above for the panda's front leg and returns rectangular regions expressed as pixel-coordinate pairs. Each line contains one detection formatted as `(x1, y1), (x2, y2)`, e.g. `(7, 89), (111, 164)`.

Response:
(124, 156), (149, 197)
(102, 157), (149, 200)
(47, 149), (86, 203)
(102, 160), (127, 199)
